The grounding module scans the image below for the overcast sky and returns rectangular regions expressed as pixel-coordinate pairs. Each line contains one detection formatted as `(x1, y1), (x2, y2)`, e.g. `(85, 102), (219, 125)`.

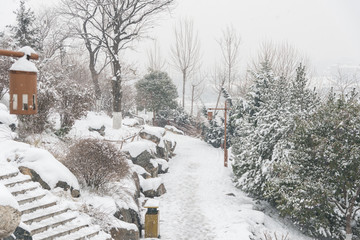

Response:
(1, 0), (359, 78)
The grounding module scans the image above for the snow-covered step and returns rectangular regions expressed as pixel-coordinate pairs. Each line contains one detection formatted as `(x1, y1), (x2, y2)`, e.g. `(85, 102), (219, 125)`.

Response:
(32, 218), (90, 240)
(56, 225), (101, 240)
(0, 163), (19, 179)
(30, 211), (79, 235)
(0, 173), (31, 187)
(0, 170), (18, 181)
(15, 187), (47, 205)
(19, 194), (57, 215)
(22, 204), (70, 224)
(8, 181), (40, 196)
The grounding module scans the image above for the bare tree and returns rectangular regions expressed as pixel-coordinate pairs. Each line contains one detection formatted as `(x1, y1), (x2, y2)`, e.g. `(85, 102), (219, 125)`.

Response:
(147, 39), (166, 72)
(189, 71), (206, 116)
(217, 25), (241, 93)
(60, 0), (173, 129)
(252, 41), (309, 80)
(210, 64), (226, 115)
(327, 66), (360, 95)
(97, 0), (174, 128)
(60, 0), (111, 109)
(212, 25), (241, 113)
(171, 18), (201, 109)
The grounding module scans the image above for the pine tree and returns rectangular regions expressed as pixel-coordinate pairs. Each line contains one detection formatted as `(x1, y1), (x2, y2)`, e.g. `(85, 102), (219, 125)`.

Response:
(135, 71), (178, 121)
(232, 62), (317, 199)
(282, 89), (360, 239)
(10, 1), (40, 50)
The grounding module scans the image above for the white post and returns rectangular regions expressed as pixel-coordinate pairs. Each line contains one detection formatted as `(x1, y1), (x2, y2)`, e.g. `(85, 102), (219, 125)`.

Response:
(96, 99), (101, 112)
(113, 112), (122, 129)
(346, 234), (352, 240)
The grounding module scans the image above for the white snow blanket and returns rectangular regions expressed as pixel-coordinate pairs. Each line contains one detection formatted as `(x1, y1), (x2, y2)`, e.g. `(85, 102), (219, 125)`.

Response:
(68, 111), (138, 140)
(122, 117), (139, 127)
(0, 182), (19, 210)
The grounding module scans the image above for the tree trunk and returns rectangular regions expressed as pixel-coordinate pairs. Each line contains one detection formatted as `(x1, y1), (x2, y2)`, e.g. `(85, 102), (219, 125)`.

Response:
(153, 111), (156, 126)
(112, 60), (122, 129)
(112, 61), (122, 113)
(228, 65), (232, 93)
(90, 69), (101, 99)
(182, 71), (186, 108)
(191, 85), (195, 116)
(89, 66), (101, 110)
(345, 211), (353, 240)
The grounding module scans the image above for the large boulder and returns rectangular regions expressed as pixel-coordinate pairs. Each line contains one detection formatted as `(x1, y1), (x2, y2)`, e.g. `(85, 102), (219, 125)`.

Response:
(0, 183), (21, 239)
(143, 183), (166, 198)
(139, 131), (160, 145)
(0, 206), (21, 239)
(123, 142), (159, 178)
(156, 138), (176, 160)
(19, 166), (50, 190)
(19, 167), (80, 198)
(140, 177), (167, 198)
(132, 164), (151, 179)
(132, 151), (158, 178)
(114, 208), (141, 236)
(139, 126), (166, 145)
(110, 226), (139, 240)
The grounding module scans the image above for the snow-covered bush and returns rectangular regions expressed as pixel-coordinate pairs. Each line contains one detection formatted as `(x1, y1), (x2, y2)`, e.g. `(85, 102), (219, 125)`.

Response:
(201, 118), (225, 148)
(64, 139), (129, 190)
(55, 79), (94, 135)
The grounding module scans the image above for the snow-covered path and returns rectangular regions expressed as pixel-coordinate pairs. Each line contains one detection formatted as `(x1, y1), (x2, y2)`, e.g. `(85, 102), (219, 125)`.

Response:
(158, 133), (314, 240)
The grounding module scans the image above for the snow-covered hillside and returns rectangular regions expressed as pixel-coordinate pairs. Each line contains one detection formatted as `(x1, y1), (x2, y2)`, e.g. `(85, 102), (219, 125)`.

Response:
(0, 107), (314, 240)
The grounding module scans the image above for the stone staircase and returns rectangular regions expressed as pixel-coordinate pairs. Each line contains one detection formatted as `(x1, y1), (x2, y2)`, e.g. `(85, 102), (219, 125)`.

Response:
(0, 165), (111, 240)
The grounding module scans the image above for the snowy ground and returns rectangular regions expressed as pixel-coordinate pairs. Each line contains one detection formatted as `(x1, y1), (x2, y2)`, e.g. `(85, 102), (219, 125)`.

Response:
(156, 133), (314, 240)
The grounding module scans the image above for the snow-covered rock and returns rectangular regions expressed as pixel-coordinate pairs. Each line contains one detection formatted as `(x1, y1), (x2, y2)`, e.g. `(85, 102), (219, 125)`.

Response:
(0, 140), (79, 192)
(140, 177), (166, 198)
(165, 125), (184, 135)
(153, 158), (169, 174)
(123, 141), (156, 159)
(0, 183), (21, 239)
(139, 125), (165, 144)
(110, 225), (139, 240)
(123, 141), (158, 178)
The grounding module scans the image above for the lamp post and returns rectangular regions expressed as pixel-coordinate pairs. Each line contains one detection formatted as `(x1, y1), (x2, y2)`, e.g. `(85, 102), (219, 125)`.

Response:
(208, 100), (230, 167)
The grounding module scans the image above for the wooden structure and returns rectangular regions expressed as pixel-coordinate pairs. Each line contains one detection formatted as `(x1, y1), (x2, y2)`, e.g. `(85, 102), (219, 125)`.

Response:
(208, 100), (230, 167)
(207, 111), (213, 121)
(144, 199), (160, 238)
(0, 49), (39, 115)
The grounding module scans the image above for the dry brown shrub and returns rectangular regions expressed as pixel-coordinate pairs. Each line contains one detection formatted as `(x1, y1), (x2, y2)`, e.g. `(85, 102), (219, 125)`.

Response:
(64, 138), (129, 190)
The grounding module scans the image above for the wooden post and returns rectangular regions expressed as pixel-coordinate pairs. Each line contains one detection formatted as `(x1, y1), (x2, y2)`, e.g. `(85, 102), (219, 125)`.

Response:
(0, 49), (39, 60)
(224, 100), (228, 167)
(208, 100), (230, 167)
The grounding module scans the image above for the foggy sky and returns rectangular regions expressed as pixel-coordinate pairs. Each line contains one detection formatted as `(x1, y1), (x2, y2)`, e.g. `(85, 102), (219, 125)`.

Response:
(1, 0), (359, 76)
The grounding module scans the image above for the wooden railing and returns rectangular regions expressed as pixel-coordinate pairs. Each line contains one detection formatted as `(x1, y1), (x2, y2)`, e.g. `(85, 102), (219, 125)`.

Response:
(104, 126), (144, 149)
